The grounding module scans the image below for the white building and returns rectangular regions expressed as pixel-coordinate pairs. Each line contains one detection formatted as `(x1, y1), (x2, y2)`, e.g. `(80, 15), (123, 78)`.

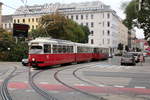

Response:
(2, 15), (13, 32)
(13, 1), (128, 54)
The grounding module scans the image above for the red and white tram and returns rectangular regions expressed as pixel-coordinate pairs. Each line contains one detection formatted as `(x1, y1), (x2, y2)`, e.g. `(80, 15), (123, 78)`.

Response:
(28, 37), (109, 68)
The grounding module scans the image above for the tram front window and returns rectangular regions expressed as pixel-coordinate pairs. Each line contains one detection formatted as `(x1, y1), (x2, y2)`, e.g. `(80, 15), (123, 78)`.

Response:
(29, 46), (43, 54)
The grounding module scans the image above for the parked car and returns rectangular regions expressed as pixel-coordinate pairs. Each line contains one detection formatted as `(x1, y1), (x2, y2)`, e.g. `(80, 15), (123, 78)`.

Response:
(121, 53), (136, 65)
(128, 52), (140, 63)
(22, 58), (29, 66)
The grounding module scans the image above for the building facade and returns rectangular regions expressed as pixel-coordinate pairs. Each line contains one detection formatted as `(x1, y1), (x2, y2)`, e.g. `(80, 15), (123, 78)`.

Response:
(0, 2), (3, 28)
(13, 1), (128, 54)
(2, 15), (13, 32)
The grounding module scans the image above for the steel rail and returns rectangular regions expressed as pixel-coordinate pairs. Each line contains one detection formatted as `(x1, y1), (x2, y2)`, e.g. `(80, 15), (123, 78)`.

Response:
(0, 67), (17, 100)
(29, 69), (58, 100)
(54, 65), (106, 100)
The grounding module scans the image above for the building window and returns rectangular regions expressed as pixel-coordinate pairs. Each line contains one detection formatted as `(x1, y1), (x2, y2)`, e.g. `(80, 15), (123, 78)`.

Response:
(91, 39), (94, 44)
(36, 18), (38, 22)
(91, 22), (94, 27)
(107, 21), (110, 27)
(103, 39), (105, 44)
(107, 30), (110, 36)
(91, 30), (94, 36)
(86, 14), (88, 19)
(5, 24), (7, 28)
(71, 15), (73, 20)
(32, 25), (34, 29)
(107, 39), (110, 44)
(103, 13), (104, 18)
(91, 14), (94, 19)
(103, 22), (104, 27)
(103, 30), (105, 35)
(107, 13), (110, 19)
(28, 18), (30, 22)
(14, 19), (16, 23)
(76, 15), (78, 20)
(36, 25), (38, 28)
(86, 22), (88, 26)
(32, 18), (34, 22)
(81, 15), (83, 20)
(9, 23), (11, 28)
(17, 19), (20, 23)
(23, 19), (25, 23)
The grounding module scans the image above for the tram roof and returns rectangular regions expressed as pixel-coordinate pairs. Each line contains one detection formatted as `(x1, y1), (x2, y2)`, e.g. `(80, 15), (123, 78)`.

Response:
(29, 37), (75, 45)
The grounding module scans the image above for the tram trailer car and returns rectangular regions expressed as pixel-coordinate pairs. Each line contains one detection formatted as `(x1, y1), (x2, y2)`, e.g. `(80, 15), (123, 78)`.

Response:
(28, 38), (109, 68)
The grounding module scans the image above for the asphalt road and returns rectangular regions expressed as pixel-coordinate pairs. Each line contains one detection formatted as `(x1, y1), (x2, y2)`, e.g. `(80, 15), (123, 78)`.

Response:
(0, 56), (150, 100)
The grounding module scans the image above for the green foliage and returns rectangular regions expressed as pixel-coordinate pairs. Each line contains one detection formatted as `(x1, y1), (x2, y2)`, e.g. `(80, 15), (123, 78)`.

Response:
(138, 0), (150, 45)
(33, 13), (89, 43)
(123, 0), (139, 29)
(123, 0), (150, 45)
(0, 28), (28, 61)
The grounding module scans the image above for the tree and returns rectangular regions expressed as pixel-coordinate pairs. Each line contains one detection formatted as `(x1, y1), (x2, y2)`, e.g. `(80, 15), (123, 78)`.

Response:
(79, 25), (90, 43)
(122, 0), (139, 30)
(122, 0), (150, 45)
(0, 28), (28, 61)
(138, 0), (150, 45)
(37, 13), (88, 43)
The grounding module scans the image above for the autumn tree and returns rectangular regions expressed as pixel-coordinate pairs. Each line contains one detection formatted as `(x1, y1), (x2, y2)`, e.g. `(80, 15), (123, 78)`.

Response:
(35, 13), (89, 43)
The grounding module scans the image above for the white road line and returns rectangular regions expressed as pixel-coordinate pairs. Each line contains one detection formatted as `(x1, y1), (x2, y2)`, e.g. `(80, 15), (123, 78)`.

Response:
(25, 90), (35, 92)
(30, 68), (35, 72)
(39, 82), (49, 84)
(98, 84), (105, 87)
(8, 88), (16, 91)
(49, 91), (60, 93)
(24, 81), (28, 83)
(114, 85), (125, 88)
(134, 86), (146, 89)
(74, 84), (86, 86)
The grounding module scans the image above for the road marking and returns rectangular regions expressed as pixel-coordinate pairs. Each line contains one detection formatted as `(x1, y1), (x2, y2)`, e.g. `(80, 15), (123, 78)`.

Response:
(30, 68), (35, 72)
(114, 85), (125, 88)
(25, 89), (35, 92)
(134, 86), (146, 89)
(40, 82), (49, 84)
(98, 84), (105, 87)
(49, 91), (60, 93)
(74, 84), (86, 86)
(8, 88), (17, 91)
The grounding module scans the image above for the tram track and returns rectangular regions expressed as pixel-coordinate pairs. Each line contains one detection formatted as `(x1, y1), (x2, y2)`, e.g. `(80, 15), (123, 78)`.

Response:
(0, 67), (17, 100)
(28, 68), (58, 100)
(53, 63), (106, 100)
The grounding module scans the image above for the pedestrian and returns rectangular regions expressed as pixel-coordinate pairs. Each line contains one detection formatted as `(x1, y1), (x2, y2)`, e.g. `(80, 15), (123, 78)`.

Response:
(139, 53), (145, 65)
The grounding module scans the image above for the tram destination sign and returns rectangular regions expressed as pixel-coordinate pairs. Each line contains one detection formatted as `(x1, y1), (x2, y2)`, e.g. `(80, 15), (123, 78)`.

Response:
(13, 24), (29, 37)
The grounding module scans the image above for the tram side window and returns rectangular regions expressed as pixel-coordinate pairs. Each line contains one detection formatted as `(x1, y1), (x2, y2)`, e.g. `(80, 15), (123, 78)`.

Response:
(53, 45), (58, 54)
(44, 44), (51, 53)
(69, 46), (73, 53)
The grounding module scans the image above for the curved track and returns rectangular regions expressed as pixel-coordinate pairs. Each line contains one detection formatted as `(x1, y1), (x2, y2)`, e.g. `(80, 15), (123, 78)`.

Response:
(29, 68), (58, 100)
(54, 64), (106, 100)
(0, 67), (17, 100)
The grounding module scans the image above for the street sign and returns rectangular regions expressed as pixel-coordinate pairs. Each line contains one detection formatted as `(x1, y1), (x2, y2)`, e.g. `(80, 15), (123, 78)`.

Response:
(13, 24), (30, 37)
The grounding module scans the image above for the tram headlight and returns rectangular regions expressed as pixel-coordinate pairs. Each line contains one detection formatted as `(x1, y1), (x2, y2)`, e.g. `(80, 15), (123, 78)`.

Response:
(32, 58), (36, 62)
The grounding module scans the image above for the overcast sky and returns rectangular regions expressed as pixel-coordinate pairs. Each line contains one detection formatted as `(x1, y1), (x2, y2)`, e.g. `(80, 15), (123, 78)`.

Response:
(0, 0), (144, 38)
